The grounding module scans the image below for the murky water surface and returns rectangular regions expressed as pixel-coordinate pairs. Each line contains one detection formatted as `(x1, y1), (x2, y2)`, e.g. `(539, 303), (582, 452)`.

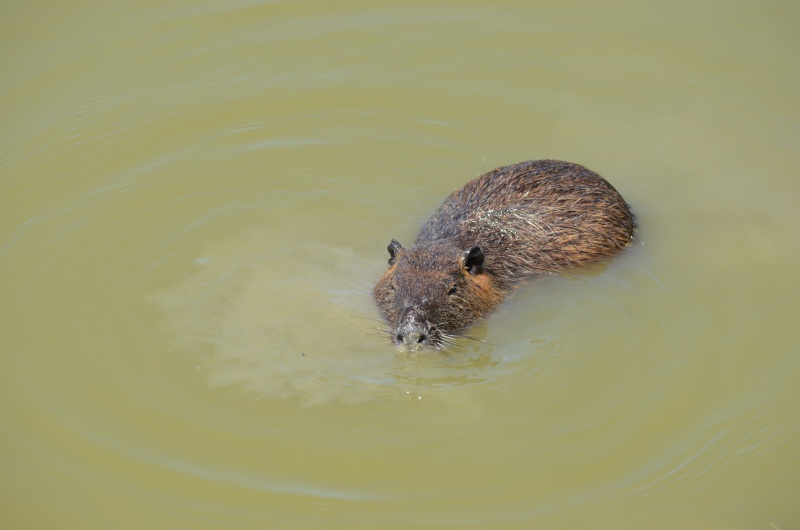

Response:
(2, 1), (799, 528)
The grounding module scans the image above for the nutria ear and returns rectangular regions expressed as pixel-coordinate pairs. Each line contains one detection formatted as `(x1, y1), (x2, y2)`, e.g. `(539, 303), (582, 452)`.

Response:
(463, 246), (484, 273)
(387, 239), (403, 265)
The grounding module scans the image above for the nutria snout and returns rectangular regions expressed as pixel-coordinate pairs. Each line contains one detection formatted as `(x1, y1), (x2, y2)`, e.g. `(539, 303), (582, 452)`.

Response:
(373, 159), (635, 351)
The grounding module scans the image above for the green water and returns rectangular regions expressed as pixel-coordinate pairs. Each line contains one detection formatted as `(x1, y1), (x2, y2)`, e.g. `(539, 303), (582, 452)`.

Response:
(2, 1), (799, 528)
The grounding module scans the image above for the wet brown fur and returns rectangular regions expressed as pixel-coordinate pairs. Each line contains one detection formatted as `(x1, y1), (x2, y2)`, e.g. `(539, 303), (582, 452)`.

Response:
(374, 159), (635, 350)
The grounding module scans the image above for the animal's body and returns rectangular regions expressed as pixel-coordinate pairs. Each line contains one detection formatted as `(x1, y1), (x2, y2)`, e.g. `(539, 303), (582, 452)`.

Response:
(373, 159), (635, 350)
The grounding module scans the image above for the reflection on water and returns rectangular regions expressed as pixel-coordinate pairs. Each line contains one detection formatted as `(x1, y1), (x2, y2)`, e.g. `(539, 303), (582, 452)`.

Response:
(152, 226), (499, 405)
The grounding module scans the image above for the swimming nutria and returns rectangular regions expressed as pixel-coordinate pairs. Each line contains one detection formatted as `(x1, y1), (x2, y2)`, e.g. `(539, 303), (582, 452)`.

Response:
(373, 159), (635, 351)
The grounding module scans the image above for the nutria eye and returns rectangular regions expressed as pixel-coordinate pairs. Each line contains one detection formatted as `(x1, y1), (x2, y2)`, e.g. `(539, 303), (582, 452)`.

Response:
(447, 285), (457, 296)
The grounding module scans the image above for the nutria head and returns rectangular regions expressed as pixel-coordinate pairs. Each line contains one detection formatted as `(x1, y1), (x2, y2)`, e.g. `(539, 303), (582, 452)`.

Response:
(373, 239), (505, 351)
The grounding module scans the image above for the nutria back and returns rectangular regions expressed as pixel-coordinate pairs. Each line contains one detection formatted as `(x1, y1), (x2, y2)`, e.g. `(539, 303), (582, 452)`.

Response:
(373, 160), (635, 350)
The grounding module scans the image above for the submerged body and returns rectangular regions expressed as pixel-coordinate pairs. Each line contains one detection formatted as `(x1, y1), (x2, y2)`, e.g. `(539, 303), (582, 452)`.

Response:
(373, 159), (635, 350)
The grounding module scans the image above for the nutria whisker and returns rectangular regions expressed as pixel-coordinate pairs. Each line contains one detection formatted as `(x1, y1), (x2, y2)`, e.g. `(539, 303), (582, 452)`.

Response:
(373, 160), (634, 351)
(363, 329), (390, 336)
(435, 335), (461, 355)
(350, 314), (390, 325)
(461, 335), (492, 346)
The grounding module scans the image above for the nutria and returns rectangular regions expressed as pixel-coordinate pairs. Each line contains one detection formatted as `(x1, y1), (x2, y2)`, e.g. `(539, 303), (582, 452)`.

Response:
(373, 159), (635, 350)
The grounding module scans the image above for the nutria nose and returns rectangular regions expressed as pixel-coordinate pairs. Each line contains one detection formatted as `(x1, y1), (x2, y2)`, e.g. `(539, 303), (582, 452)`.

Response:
(396, 330), (428, 346)
(395, 305), (431, 347)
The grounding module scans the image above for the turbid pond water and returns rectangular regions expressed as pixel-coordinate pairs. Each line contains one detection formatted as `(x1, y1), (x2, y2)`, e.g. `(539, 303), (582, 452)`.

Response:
(2, 1), (799, 528)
